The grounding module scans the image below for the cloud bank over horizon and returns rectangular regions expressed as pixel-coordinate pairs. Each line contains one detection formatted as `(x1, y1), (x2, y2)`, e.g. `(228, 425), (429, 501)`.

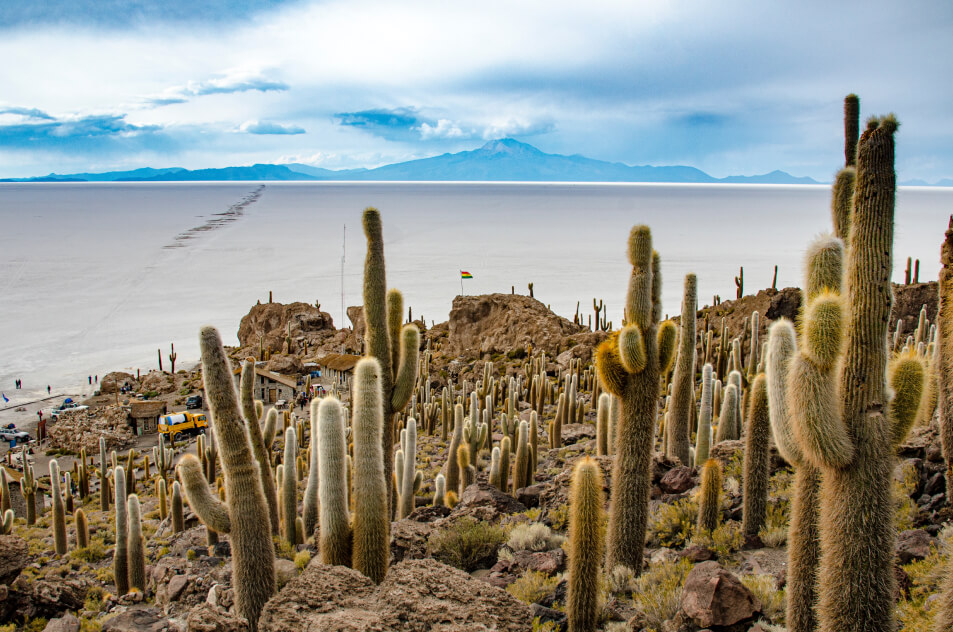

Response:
(0, 0), (951, 181)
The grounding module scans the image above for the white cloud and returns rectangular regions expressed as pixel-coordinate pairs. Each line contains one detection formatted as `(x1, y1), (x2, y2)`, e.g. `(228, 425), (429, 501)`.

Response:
(417, 119), (467, 140)
(481, 118), (554, 140)
(240, 120), (304, 135)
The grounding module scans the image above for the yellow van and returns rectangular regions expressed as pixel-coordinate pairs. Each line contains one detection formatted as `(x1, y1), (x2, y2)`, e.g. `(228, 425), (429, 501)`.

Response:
(158, 412), (208, 441)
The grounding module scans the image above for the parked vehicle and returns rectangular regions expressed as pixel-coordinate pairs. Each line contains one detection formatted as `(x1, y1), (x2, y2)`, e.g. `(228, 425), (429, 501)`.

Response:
(185, 395), (203, 410)
(0, 427), (31, 445)
(51, 401), (89, 419)
(157, 412), (208, 441)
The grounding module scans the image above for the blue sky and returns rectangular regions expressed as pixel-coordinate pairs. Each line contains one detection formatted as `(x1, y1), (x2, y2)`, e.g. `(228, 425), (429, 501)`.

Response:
(1, 0), (951, 181)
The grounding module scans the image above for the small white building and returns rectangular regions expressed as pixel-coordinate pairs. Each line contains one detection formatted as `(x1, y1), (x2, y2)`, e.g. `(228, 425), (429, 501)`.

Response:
(233, 366), (298, 404)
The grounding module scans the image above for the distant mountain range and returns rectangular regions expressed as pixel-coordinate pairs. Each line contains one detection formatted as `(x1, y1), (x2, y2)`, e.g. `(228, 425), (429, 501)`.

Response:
(3, 138), (949, 185)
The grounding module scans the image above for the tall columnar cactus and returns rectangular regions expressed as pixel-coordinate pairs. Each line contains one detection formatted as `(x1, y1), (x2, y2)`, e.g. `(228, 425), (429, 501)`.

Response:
(114, 465), (129, 595)
(937, 216), (953, 500)
(157, 479), (168, 520)
(595, 225), (675, 571)
(49, 460), (67, 556)
(595, 393), (610, 456)
(446, 404), (463, 495)
(458, 444), (475, 493)
(695, 364), (714, 464)
(667, 273), (697, 465)
(240, 359), (280, 533)
(317, 397), (351, 566)
(177, 326), (276, 631)
(99, 437), (110, 512)
(281, 427), (298, 545)
(171, 481), (184, 533)
(351, 357), (390, 584)
(361, 208), (421, 515)
(20, 450), (36, 525)
(75, 508), (89, 549)
(302, 400), (320, 537)
(127, 494), (146, 591)
(396, 418), (422, 519)
(513, 419), (531, 493)
(697, 458), (722, 534)
(500, 435), (512, 494)
(742, 374), (770, 539)
(488, 446), (502, 490)
(788, 116), (926, 632)
(715, 384), (739, 443)
(567, 457), (605, 632)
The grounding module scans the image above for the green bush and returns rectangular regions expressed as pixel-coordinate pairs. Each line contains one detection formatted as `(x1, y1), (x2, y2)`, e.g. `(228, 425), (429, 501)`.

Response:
(630, 558), (693, 630)
(506, 570), (561, 604)
(428, 516), (506, 572)
(647, 497), (697, 548)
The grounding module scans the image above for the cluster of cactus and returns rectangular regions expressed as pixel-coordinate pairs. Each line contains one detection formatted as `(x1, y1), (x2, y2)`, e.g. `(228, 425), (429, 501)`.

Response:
(395, 419), (423, 519)
(595, 225), (676, 571)
(360, 207), (420, 517)
(178, 327), (276, 631)
(766, 97), (927, 632)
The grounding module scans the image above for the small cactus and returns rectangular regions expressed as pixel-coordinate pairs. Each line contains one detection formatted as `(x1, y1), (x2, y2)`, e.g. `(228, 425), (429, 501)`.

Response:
(127, 494), (146, 591)
(302, 400), (320, 538)
(667, 274), (697, 465)
(317, 397), (351, 566)
(742, 374), (770, 539)
(697, 458), (722, 534)
(50, 460), (67, 556)
(75, 508), (89, 549)
(695, 364), (714, 463)
(567, 458), (605, 632)
(433, 474), (446, 507)
(281, 427), (298, 545)
(171, 481), (184, 533)
(715, 384), (739, 443)
(596, 393), (610, 456)
(114, 465), (129, 595)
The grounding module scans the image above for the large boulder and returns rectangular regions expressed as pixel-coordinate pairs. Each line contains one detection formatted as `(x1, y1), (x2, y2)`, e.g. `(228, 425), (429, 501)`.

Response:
(450, 483), (528, 522)
(139, 370), (177, 395)
(446, 293), (598, 359)
(0, 536), (27, 584)
(259, 558), (534, 631)
(237, 301), (336, 355)
(680, 561), (761, 628)
(100, 372), (137, 394)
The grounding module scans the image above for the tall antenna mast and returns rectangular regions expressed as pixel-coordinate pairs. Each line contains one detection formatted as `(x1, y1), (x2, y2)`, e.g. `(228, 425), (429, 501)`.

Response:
(341, 224), (346, 330)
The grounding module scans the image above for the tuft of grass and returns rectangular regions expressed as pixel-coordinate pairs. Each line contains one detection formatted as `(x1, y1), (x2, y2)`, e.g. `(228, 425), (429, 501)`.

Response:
(547, 503), (570, 532)
(758, 503), (789, 548)
(294, 550), (311, 571)
(71, 537), (108, 563)
(506, 570), (561, 605)
(428, 516), (506, 572)
(507, 522), (565, 553)
(741, 574), (785, 624)
(630, 558), (693, 630)
(690, 521), (744, 559)
(647, 497), (697, 548)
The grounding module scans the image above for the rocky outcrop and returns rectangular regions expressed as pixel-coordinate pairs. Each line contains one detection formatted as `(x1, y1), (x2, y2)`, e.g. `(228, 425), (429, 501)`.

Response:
(258, 558), (534, 631)
(446, 293), (599, 359)
(237, 301), (336, 355)
(47, 406), (135, 452)
(139, 371), (177, 395)
(680, 561), (761, 628)
(0, 536), (27, 585)
(100, 372), (138, 394)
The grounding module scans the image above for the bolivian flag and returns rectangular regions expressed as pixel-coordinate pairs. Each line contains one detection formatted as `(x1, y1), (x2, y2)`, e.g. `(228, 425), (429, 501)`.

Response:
(461, 271), (473, 279)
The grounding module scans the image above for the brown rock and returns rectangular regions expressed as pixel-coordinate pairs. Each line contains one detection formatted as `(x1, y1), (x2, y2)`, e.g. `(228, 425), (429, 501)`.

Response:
(166, 575), (189, 602)
(560, 423), (596, 446)
(390, 519), (434, 564)
(451, 483), (527, 521)
(237, 301), (336, 356)
(43, 614), (81, 632)
(680, 561), (761, 628)
(186, 603), (248, 632)
(659, 466), (695, 495)
(139, 370), (177, 395)
(446, 293), (597, 359)
(101, 607), (170, 632)
(47, 405), (136, 453)
(510, 549), (566, 574)
(0, 536), (28, 585)
(100, 372), (137, 394)
(896, 529), (933, 564)
(680, 544), (715, 563)
(259, 558), (533, 631)
(264, 354), (303, 375)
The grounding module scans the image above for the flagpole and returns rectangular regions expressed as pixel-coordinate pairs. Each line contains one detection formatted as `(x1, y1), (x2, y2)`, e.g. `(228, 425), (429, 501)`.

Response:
(460, 270), (463, 296)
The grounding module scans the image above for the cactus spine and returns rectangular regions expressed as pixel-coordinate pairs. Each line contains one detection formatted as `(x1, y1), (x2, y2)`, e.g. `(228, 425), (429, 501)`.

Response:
(351, 357), (390, 584)
(317, 397), (351, 566)
(789, 114), (925, 632)
(281, 427), (298, 545)
(361, 208), (421, 517)
(240, 359), (280, 534)
(75, 508), (89, 549)
(695, 364), (714, 464)
(114, 465), (128, 595)
(697, 458), (722, 534)
(178, 326), (275, 631)
(667, 273), (697, 465)
(127, 494), (145, 591)
(742, 373), (770, 539)
(595, 225), (665, 572)
(49, 460), (67, 556)
(302, 399), (320, 538)
(567, 458), (605, 632)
